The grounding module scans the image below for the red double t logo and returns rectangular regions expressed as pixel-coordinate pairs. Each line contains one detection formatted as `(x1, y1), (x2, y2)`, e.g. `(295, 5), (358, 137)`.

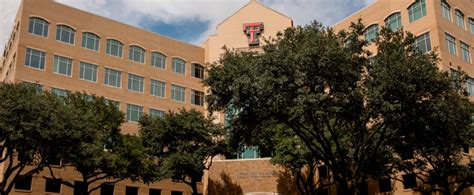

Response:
(243, 23), (264, 46)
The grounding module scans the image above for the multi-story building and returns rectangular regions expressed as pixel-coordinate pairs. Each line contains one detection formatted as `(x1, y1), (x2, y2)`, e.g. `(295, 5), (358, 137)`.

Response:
(1, 0), (472, 194)
(0, 0), (292, 194)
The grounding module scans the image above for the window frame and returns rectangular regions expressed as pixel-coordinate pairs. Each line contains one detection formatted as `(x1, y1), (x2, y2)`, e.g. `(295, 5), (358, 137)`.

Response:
(106, 39), (124, 58)
(149, 108), (165, 118)
(82, 32), (100, 51)
(408, 0), (427, 23)
(364, 24), (379, 43)
(25, 48), (46, 70)
(128, 73), (145, 93)
(460, 41), (471, 63)
(126, 104), (143, 123)
(469, 18), (474, 34)
(129, 45), (145, 64)
(191, 63), (204, 79)
(151, 52), (166, 69)
(52, 55), (73, 77)
(150, 79), (166, 98)
(55, 25), (75, 45)
(455, 9), (465, 30)
(79, 61), (98, 83)
(171, 84), (186, 103)
(414, 32), (432, 53)
(28, 17), (49, 37)
(385, 12), (402, 31)
(441, 1), (451, 21)
(445, 33), (457, 55)
(172, 57), (186, 75)
(191, 89), (204, 106)
(51, 87), (68, 97)
(104, 67), (122, 88)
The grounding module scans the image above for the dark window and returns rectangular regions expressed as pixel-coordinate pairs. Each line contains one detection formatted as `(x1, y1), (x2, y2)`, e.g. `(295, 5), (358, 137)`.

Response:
(45, 178), (61, 193)
(463, 144), (470, 153)
(318, 165), (328, 179)
(100, 184), (114, 195)
(191, 63), (204, 79)
(378, 178), (392, 192)
(74, 181), (87, 195)
(14, 175), (32, 191)
(149, 188), (161, 195)
(191, 90), (204, 106)
(316, 188), (329, 195)
(171, 191), (183, 195)
(126, 186), (138, 195)
(403, 174), (417, 189)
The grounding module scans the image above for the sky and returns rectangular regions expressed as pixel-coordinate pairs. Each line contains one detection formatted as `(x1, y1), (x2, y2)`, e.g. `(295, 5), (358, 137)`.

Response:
(0, 0), (374, 55)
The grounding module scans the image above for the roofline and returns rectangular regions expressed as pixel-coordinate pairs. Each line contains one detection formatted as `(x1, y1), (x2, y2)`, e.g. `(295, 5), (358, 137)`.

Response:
(216, 0), (293, 29)
(331, 0), (378, 28)
(50, 0), (204, 49)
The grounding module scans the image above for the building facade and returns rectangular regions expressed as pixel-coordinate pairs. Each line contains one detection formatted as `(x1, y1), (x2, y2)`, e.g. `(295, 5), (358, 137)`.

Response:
(0, 0), (472, 194)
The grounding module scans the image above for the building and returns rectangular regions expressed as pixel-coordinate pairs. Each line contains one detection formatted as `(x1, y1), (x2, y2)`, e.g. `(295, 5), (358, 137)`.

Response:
(0, 0), (472, 194)
(0, 0), (292, 194)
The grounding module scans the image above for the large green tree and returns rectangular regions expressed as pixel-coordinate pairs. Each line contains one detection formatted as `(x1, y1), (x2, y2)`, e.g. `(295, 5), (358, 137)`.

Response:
(368, 28), (474, 195)
(48, 92), (150, 195)
(139, 109), (225, 195)
(0, 83), (68, 195)
(204, 21), (473, 194)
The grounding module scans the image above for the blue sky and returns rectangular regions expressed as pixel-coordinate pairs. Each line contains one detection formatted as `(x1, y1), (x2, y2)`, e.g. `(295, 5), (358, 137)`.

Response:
(0, 0), (374, 54)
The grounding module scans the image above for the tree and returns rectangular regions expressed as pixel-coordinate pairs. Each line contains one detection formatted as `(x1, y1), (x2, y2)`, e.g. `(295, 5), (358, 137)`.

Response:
(47, 92), (148, 195)
(139, 109), (225, 195)
(0, 83), (67, 194)
(367, 28), (474, 195)
(204, 21), (473, 194)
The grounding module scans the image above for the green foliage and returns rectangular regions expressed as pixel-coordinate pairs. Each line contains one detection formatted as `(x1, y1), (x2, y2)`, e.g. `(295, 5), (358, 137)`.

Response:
(205, 20), (473, 194)
(139, 109), (225, 195)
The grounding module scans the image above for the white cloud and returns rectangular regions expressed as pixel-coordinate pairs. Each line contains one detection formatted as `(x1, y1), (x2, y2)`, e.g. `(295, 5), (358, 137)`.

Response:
(0, 0), (374, 55)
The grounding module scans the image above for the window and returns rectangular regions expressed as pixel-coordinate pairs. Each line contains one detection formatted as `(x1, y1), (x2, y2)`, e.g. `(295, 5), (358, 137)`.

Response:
(378, 178), (392, 192)
(56, 25), (75, 44)
(25, 48), (46, 69)
(129, 45), (145, 63)
(79, 62), (98, 82)
(149, 189), (161, 195)
(126, 187), (138, 195)
(445, 33), (457, 55)
(28, 17), (49, 37)
(455, 10), (465, 29)
(451, 69), (461, 90)
(104, 68), (121, 88)
(470, 18), (474, 34)
(414, 32), (431, 53)
(45, 178), (61, 193)
(191, 63), (204, 79)
(408, 0), (427, 23)
(150, 79), (165, 97)
(73, 181), (86, 195)
(128, 73), (144, 93)
(385, 12), (402, 31)
(172, 58), (186, 74)
(150, 108), (165, 118)
(151, 52), (166, 69)
(106, 39), (123, 57)
(22, 81), (43, 92)
(191, 90), (204, 106)
(239, 146), (260, 159)
(127, 104), (143, 122)
(51, 88), (68, 97)
(82, 32), (100, 51)
(364, 24), (378, 43)
(171, 191), (183, 195)
(105, 99), (120, 110)
(100, 184), (114, 195)
(171, 85), (185, 102)
(461, 42), (471, 63)
(53, 55), (73, 76)
(441, 1), (451, 21)
(467, 77), (474, 96)
(14, 175), (32, 191)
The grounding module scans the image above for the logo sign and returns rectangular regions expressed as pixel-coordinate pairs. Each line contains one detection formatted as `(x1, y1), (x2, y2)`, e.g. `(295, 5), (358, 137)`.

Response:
(243, 22), (264, 46)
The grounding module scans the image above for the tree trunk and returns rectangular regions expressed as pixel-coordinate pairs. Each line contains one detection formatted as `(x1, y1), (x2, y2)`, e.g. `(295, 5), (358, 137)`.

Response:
(442, 179), (452, 195)
(191, 180), (199, 195)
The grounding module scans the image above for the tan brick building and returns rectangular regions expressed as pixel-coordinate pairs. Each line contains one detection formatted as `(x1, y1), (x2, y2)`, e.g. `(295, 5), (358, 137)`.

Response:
(0, 0), (473, 194)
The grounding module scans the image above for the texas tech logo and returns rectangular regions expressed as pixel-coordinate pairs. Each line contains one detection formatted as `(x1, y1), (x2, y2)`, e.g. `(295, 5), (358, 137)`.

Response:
(243, 22), (264, 46)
